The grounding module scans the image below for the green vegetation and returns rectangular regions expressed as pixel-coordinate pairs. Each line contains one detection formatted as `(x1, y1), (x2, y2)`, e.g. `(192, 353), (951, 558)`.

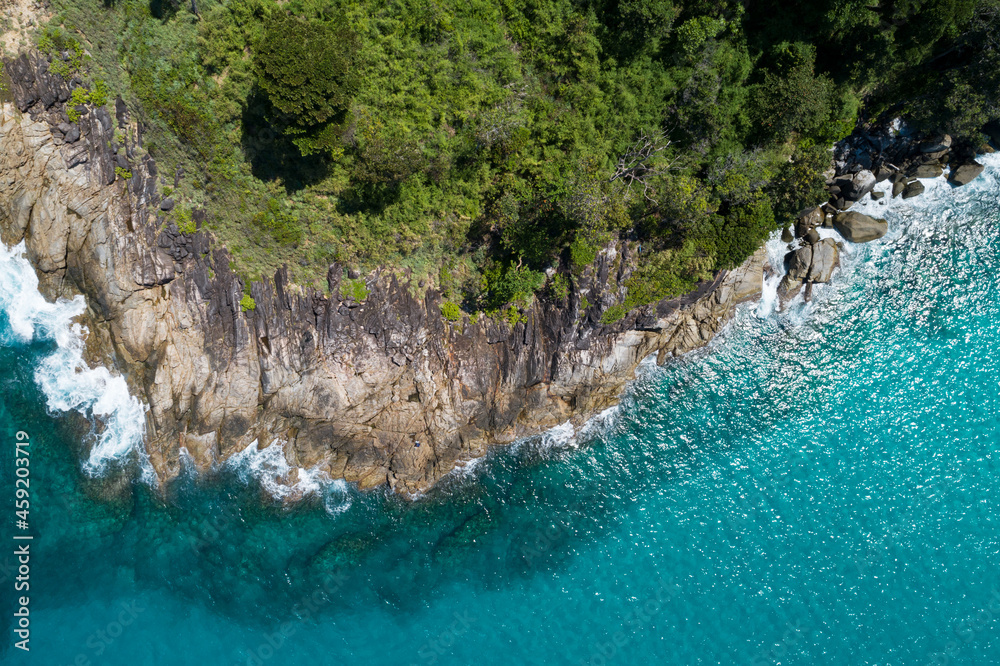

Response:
(175, 208), (197, 234)
(31, 0), (1000, 318)
(440, 301), (462, 322)
(342, 277), (369, 302)
(114, 166), (133, 180)
(239, 294), (256, 311)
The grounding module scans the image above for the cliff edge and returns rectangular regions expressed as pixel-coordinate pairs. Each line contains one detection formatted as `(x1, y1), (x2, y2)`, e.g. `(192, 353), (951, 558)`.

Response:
(0, 54), (766, 494)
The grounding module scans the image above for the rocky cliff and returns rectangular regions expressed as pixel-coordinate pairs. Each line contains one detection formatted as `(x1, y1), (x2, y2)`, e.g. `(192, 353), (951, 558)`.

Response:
(0, 54), (766, 495)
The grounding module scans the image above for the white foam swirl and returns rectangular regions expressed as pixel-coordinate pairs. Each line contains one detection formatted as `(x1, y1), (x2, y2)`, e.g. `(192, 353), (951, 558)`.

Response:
(0, 241), (150, 480)
(224, 439), (352, 514)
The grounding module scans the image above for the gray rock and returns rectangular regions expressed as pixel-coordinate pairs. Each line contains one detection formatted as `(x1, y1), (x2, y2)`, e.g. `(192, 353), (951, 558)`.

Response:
(871, 190), (885, 200)
(921, 134), (952, 153)
(833, 212), (888, 243)
(781, 226), (793, 243)
(847, 169), (876, 201)
(794, 206), (824, 237)
(160, 197), (175, 212)
(909, 163), (943, 179)
(63, 126), (80, 144)
(804, 228), (820, 245)
(903, 180), (925, 199)
(892, 180), (906, 198)
(949, 162), (984, 186)
(784, 245), (813, 281)
(875, 166), (895, 182)
(809, 238), (839, 283)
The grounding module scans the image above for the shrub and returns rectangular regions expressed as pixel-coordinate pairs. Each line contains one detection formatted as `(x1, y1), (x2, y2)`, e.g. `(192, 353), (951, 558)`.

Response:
(479, 260), (544, 310)
(253, 199), (303, 246)
(89, 79), (110, 108)
(549, 273), (569, 300)
(600, 304), (628, 324)
(440, 301), (462, 321)
(343, 277), (369, 302)
(114, 166), (133, 181)
(66, 87), (90, 123)
(176, 208), (196, 234)
(240, 294), (256, 311)
(570, 236), (597, 272)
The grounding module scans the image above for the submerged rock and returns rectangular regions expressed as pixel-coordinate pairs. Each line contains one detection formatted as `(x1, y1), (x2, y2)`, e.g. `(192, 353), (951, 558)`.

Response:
(833, 212), (888, 243)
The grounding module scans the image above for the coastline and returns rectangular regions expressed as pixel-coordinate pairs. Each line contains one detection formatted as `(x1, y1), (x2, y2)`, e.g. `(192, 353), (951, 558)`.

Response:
(1, 48), (994, 500)
(0, 52), (768, 497)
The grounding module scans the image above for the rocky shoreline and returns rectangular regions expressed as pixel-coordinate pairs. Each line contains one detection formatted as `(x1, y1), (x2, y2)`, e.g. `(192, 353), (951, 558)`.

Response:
(774, 125), (992, 303)
(0, 53), (767, 496)
(1, 49), (992, 498)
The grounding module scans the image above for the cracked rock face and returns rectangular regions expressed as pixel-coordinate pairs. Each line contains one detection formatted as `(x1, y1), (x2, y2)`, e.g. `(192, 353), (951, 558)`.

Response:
(0, 54), (767, 496)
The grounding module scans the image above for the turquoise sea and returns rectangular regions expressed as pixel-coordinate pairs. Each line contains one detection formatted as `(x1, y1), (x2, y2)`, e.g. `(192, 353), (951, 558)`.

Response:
(1, 156), (999, 665)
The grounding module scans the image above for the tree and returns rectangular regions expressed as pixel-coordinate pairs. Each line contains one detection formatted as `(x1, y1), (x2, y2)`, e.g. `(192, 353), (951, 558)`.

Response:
(253, 13), (359, 156)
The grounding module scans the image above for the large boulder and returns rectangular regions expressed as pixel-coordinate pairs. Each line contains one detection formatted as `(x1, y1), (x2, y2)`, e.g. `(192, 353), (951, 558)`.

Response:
(903, 180), (925, 199)
(848, 169), (876, 201)
(833, 170), (876, 202)
(778, 238), (840, 298)
(809, 238), (839, 283)
(909, 163), (944, 179)
(949, 162), (984, 186)
(794, 206), (824, 237)
(784, 244), (813, 281)
(921, 134), (952, 154)
(833, 212), (888, 243)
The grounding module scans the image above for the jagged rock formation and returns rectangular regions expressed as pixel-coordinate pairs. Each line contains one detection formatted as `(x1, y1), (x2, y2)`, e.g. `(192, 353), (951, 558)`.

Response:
(0, 54), (767, 494)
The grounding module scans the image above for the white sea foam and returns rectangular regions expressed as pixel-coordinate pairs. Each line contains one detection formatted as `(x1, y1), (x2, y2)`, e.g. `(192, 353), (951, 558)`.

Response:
(224, 439), (352, 514)
(0, 242), (151, 480)
(752, 151), (1000, 323)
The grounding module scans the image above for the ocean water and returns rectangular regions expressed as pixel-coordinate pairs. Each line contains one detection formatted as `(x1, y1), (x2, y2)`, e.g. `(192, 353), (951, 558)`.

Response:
(1, 156), (999, 666)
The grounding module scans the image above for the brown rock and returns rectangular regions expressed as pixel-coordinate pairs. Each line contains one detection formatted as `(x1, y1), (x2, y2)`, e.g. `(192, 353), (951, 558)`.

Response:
(903, 180), (925, 199)
(949, 162), (984, 186)
(0, 53), (773, 497)
(909, 163), (944, 179)
(833, 212), (888, 243)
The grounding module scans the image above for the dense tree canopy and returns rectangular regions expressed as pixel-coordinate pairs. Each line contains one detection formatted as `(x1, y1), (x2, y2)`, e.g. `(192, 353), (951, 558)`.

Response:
(252, 14), (358, 155)
(43, 0), (1000, 317)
